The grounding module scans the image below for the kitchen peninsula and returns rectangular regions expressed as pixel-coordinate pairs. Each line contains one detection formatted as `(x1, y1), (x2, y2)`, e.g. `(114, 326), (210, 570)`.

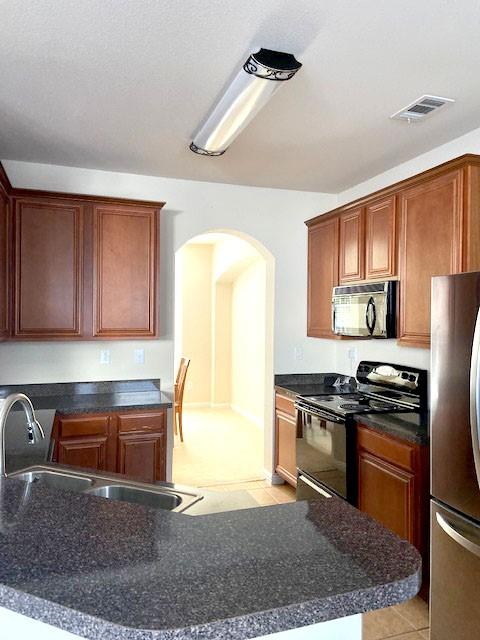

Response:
(0, 472), (420, 640)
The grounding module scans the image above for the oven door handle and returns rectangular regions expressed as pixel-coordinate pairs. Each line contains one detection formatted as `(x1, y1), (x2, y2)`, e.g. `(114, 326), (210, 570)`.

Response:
(294, 403), (344, 423)
(298, 474), (333, 498)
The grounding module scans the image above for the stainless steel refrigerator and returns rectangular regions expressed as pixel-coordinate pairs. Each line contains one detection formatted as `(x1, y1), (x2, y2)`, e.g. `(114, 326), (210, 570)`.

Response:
(431, 272), (480, 639)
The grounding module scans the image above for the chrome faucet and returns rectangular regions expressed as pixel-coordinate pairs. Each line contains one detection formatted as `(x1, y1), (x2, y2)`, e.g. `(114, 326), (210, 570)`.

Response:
(0, 394), (45, 477)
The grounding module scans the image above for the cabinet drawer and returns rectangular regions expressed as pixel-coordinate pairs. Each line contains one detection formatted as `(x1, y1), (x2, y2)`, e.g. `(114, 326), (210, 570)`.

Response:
(59, 415), (110, 438)
(357, 425), (415, 471)
(275, 394), (296, 418)
(117, 411), (166, 433)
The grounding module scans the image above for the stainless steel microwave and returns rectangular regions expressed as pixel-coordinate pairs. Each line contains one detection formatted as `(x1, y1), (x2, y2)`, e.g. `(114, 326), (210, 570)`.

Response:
(332, 281), (397, 338)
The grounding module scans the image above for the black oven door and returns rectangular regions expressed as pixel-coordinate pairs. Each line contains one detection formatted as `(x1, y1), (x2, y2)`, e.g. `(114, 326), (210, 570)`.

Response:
(295, 403), (355, 502)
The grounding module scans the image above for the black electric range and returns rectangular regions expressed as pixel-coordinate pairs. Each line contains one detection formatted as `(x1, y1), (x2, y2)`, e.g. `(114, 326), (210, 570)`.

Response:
(295, 361), (428, 504)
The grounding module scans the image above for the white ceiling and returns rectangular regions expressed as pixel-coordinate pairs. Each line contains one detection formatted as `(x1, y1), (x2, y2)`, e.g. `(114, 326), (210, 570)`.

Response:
(1, 0), (480, 192)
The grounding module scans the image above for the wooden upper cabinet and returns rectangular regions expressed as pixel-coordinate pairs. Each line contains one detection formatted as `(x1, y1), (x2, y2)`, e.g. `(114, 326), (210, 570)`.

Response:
(0, 191), (8, 340)
(398, 170), (463, 347)
(365, 196), (396, 279)
(93, 204), (159, 338)
(13, 198), (84, 339)
(339, 207), (365, 283)
(307, 215), (339, 338)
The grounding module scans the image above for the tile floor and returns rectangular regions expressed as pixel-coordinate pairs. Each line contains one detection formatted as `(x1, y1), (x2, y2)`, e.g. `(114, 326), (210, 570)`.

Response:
(204, 479), (431, 640)
(173, 407), (264, 486)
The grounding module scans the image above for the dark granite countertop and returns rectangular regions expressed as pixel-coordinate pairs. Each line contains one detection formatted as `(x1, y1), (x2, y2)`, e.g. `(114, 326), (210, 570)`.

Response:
(355, 412), (429, 446)
(0, 475), (421, 640)
(275, 372), (357, 400)
(0, 379), (172, 414)
(275, 373), (428, 446)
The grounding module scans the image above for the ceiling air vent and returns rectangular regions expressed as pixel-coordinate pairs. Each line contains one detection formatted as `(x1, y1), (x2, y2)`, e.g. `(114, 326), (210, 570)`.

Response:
(390, 95), (455, 122)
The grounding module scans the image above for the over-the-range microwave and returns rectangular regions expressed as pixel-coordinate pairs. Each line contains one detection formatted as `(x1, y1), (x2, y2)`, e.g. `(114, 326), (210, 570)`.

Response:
(332, 280), (397, 338)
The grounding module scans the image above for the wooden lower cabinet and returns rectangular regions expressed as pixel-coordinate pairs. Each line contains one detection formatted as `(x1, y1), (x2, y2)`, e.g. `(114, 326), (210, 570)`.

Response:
(358, 450), (415, 542)
(357, 423), (429, 594)
(53, 409), (167, 482)
(55, 414), (113, 472)
(117, 411), (166, 482)
(275, 393), (298, 487)
(58, 435), (110, 472)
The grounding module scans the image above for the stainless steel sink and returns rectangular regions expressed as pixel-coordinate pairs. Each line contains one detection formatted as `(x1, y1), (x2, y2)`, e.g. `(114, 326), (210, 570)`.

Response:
(8, 465), (202, 513)
(13, 469), (94, 492)
(86, 484), (182, 510)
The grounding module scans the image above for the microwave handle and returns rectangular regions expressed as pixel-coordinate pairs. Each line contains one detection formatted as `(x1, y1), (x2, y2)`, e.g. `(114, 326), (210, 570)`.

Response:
(366, 297), (376, 335)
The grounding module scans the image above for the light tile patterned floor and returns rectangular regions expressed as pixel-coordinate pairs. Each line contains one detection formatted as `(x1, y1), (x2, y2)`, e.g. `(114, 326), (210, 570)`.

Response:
(173, 408), (264, 486)
(201, 479), (297, 506)
(363, 595), (430, 640)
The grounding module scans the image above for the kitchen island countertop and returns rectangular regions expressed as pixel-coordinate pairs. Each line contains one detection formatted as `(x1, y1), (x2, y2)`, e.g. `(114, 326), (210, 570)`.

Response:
(0, 473), (421, 640)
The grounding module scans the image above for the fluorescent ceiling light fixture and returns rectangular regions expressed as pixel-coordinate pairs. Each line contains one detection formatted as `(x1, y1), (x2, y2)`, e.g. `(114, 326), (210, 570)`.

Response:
(190, 48), (302, 156)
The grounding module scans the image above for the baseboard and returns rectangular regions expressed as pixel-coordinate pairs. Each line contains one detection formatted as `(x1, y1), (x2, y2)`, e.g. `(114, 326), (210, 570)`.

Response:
(210, 403), (231, 408)
(231, 404), (263, 429)
(183, 402), (211, 408)
(263, 469), (286, 486)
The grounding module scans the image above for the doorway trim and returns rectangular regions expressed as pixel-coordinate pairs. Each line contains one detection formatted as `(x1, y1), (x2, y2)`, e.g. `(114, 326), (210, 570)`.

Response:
(172, 228), (276, 484)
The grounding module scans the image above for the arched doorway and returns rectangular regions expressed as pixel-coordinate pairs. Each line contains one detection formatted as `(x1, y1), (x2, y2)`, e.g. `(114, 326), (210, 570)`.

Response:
(173, 230), (275, 489)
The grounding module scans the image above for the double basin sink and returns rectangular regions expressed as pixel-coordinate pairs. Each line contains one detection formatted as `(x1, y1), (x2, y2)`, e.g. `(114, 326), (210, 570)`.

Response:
(9, 465), (202, 513)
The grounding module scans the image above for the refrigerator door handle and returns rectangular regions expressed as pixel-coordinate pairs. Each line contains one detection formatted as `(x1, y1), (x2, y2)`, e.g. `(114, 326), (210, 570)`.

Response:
(436, 512), (480, 558)
(469, 306), (480, 489)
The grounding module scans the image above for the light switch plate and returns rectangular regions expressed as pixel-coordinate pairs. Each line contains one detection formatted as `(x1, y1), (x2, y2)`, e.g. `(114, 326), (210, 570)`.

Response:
(100, 349), (111, 365)
(134, 348), (145, 364)
(294, 346), (304, 361)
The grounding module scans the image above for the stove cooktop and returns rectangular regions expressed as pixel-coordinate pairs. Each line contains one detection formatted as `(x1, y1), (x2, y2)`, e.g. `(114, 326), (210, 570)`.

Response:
(299, 392), (411, 417)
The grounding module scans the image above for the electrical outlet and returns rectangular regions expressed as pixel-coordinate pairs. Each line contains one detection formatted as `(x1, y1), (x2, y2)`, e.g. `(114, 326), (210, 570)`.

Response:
(347, 347), (358, 361)
(134, 348), (145, 364)
(294, 346), (303, 361)
(100, 349), (111, 365)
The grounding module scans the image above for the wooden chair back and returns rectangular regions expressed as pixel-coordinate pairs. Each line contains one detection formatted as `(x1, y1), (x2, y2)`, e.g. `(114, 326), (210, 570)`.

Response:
(175, 357), (190, 407)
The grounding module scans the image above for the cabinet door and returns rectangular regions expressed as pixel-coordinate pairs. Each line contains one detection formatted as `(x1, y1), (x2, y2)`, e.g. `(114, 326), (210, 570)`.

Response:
(0, 190), (8, 340)
(358, 450), (415, 542)
(339, 207), (364, 283)
(398, 170), (463, 347)
(117, 431), (166, 483)
(55, 415), (114, 472)
(365, 196), (396, 279)
(275, 409), (297, 487)
(93, 204), (158, 337)
(117, 411), (167, 482)
(58, 435), (109, 471)
(307, 216), (339, 338)
(13, 198), (84, 338)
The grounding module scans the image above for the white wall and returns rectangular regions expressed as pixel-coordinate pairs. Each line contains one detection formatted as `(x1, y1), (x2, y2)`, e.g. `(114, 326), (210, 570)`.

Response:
(176, 244), (213, 404)
(4, 123), (480, 386)
(0, 160), (338, 388)
(231, 259), (266, 427)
